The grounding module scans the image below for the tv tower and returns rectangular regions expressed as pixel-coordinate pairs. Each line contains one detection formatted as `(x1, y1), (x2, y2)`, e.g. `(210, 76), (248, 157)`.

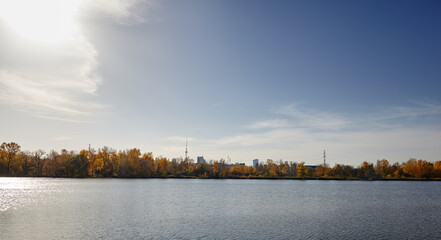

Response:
(323, 149), (326, 167)
(185, 139), (188, 160)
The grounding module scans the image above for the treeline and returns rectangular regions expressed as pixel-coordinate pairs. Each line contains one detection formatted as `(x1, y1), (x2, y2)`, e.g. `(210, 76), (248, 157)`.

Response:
(1, 142), (441, 179)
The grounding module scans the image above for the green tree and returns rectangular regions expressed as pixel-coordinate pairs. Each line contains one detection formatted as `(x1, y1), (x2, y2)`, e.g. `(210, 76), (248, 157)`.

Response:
(64, 154), (89, 177)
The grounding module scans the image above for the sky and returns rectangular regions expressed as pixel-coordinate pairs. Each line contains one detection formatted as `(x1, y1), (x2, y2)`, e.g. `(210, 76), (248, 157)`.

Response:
(1, 0), (441, 166)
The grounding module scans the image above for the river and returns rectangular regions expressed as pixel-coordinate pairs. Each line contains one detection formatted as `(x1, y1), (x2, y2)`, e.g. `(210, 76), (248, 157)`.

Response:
(1, 178), (441, 239)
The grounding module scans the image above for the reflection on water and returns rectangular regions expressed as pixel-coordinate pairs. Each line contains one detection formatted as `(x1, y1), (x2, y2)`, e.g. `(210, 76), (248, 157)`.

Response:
(1, 178), (441, 239)
(0, 178), (61, 211)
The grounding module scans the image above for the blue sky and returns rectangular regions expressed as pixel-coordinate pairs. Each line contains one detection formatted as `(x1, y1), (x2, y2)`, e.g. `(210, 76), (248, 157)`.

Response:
(1, 0), (441, 166)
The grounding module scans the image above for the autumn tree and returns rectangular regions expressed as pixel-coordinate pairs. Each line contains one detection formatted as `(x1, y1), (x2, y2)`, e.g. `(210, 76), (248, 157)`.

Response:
(358, 161), (376, 179)
(96, 147), (117, 177)
(297, 162), (306, 178)
(1, 142), (21, 174)
(118, 151), (129, 177)
(375, 159), (391, 178)
(127, 148), (141, 176)
(417, 159), (432, 179)
(139, 152), (155, 177)
(44, 150), (63, 177)
(110, 152), (121, 176)
(266, 159), (278, 178)
(179, 157), (195, 176)
(433, 161), (441, 178)
(315, 165), (330, 177)
(401, 158), (432, 178)
(85, 148), (101, 177)
(330, 164), (343, 178)
(187, 159), (196, 176)
(217, 159), (227, 177)
(305, 166), (314, 177)
(211, 161), (220, 177)
(157, 157), (169, 176)
(168, 158), (179, 176)
(391, 162), (402, 178)
(278, 161), (290, 177)
(4, 141), (441, 180)
(194, 162), (209, 177)
(57, 149), (73, 177)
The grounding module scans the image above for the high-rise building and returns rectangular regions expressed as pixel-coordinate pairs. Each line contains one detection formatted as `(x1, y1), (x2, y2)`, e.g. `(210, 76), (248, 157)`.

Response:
(253, 159), (259, 168)
(197, 156), (206, 164)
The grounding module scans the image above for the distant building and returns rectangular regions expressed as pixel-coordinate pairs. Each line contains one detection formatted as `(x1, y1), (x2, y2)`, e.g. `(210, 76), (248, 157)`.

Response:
(305, 165), (318, 169)
(253, 159), (259, 168)
(197, 156), (206, 164)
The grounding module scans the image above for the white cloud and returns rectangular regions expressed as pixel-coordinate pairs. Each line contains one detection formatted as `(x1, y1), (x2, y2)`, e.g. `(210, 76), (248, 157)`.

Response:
(0, 38), (100, 121)
(217, 128), (309, 147)
(204, 102), (441, 165)
(373, 100), (441, 121)
(81, 0), (157, 24)
(246, 119), (289, 129)
(0, 0), (152, 121)
(273, 104), (349, 130)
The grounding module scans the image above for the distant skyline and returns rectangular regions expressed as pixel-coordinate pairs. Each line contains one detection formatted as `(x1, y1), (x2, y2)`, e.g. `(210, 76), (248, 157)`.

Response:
(1, 0), (441, 166)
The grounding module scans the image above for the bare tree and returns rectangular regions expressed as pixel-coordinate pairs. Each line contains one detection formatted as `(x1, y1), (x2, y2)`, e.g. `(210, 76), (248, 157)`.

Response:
(33, 149), (46, 176)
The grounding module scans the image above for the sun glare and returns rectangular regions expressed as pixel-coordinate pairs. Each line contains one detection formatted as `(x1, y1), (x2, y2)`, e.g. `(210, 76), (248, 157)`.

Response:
(0, 0), (82, 44)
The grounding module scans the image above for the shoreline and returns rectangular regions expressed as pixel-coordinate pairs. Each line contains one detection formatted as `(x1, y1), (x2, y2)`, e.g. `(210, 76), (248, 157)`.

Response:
(2, 175), (441, 181)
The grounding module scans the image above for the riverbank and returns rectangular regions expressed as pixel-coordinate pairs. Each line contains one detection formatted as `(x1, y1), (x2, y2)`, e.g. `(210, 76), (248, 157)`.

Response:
(2, 175), (441, 181)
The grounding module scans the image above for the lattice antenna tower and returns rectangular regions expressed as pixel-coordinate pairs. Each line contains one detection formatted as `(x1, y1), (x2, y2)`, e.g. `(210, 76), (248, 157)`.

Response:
(323, 149), (326, 167)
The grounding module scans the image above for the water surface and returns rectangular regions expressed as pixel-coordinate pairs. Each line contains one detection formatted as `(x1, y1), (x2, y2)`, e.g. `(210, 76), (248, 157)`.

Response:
(1, 178), (440, 239)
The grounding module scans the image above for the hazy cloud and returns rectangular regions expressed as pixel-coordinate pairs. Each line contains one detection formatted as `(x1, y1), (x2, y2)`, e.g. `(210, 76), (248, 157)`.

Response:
(54, 136), (73, 141)
(164, 136), (194, 143)
(246, 119), (289, 130)
(81, 0), (155, 24)
(0, 0), (152, 121)
(374, 100), (441, 121)
(273, 104), (349, 130)
(210, 102), (441, 164)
